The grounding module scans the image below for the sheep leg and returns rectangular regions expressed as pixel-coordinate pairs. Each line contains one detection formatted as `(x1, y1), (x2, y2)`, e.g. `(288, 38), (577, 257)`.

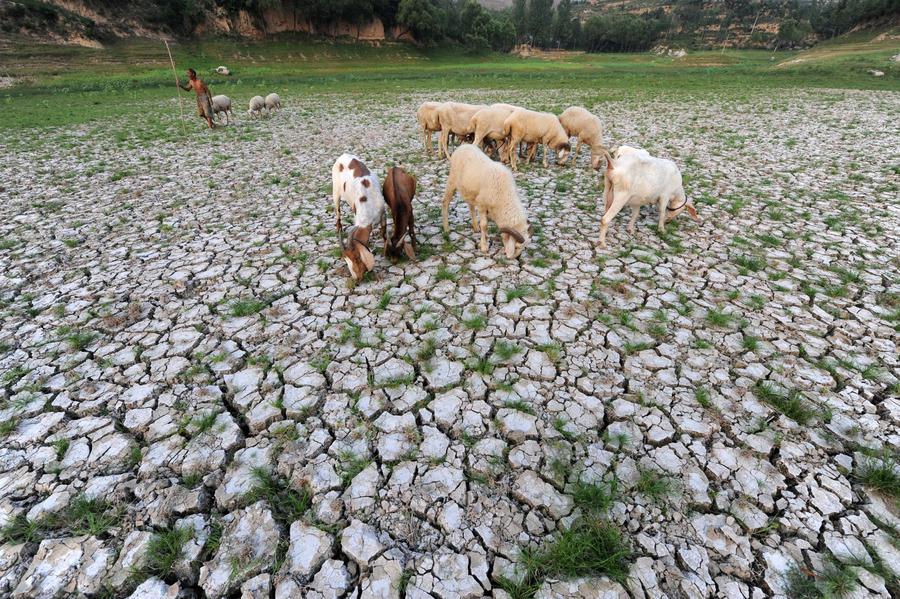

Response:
(332, 180), (343, 232)
(542, 143), (549, 168)
(571, 138), (582, 167)
(440, 129), (451, 160)
(599, 195), (628, 249)
(468, 203), (479, 233)
(508, 135), (520, 171)
(479, 210), (489, 253)
(441, 180), (456, 233)
(658, 198), (668, 234)
(628, 206), (640, 234)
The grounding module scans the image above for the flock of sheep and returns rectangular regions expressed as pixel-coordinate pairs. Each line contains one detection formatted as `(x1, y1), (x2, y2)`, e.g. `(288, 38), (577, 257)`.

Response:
(207, 92), (282, 125)
(330, 100), (701, 281)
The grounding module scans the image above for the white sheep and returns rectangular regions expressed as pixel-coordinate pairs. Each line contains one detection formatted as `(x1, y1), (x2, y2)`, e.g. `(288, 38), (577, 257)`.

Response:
(598, 146), (700, 248)
(211, 95), (233, 125)
(265, 93), (281, 115)
(502, 108), (571, 170)
(437, 102), (486, 160)
(559, 106), (606, 169)
(248, 95), (265, 118)
(416, 101), (445, 155)
(441, 144), (530, 258)
(470, 104), (520, 160)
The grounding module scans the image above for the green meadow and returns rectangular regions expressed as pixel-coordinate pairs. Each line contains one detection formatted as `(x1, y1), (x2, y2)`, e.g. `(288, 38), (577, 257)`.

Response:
(1, 28), (897, 130)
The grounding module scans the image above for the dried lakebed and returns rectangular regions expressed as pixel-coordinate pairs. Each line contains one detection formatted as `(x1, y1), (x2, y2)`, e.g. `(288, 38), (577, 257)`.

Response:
(0, 89), (899, 599)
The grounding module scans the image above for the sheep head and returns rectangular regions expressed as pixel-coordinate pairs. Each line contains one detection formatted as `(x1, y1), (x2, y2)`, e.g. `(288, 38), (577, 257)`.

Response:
(340, 225), (375, 281)
(555, 142), (571, 165)
(500, 226), (529, 259)
(664, 197), (700, 225)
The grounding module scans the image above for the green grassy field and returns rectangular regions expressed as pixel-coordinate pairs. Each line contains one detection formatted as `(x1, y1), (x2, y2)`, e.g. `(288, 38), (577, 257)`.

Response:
(0, 29), (897, 130)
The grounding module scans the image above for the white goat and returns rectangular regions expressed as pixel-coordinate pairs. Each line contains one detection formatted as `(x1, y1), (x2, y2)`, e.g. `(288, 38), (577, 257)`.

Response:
(416, 101), (444, 155)
(502, 109), (571, 170)
(598, 146), (700, 248)
(441, 144), (530, 258)
(331, 154), (387, 280)
(248, 96), (265, 118)
(437, 102), (486, 160)
(559, 106), (605, 169)
(265, 93), (282, 115)
(211, 95), (233, 125)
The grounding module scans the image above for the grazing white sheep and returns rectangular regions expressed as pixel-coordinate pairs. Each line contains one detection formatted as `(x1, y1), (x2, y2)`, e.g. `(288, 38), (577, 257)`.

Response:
(416, 101), (445, 155)
(441, 144), (530, 258)
(502, 108), (571, 170)
(265, 93), (281, 115)
(437, 102), (486, 160)
(470, 104), (520, 160)
(559, 106), (606, 169)
(248, 95), (265, 118)
(598, 146), (700, 248)
(211, 95), (233, 125)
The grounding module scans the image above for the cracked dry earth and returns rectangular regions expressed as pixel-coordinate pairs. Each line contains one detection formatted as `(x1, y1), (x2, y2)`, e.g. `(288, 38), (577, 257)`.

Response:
(1, 87), (899, 599)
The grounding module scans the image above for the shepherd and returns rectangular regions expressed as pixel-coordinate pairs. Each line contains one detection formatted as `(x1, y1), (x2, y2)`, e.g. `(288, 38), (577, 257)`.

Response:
(178, 68), (216, 129)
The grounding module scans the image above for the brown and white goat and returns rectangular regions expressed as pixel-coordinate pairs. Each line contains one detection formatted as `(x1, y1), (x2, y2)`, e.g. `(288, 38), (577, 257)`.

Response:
(382, 166), (418, 261)
(331, 153), (387, 280)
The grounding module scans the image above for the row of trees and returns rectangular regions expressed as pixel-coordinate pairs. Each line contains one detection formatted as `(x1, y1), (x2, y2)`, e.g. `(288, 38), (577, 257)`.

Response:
(129, 0), (900, 52)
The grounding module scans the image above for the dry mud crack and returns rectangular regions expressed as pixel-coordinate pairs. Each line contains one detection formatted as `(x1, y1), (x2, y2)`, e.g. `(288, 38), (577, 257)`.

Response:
(0, 88), (898, 598)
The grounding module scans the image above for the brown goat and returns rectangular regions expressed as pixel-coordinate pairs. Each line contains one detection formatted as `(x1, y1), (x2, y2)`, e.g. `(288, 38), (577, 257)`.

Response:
(382, 167), (418, 261)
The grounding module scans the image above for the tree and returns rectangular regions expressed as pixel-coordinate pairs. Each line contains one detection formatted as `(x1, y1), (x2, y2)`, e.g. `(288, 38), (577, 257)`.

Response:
(553, 0), (579, 49)
(527, 0), (553, 47)
(397, 0), (444, 43)
(512, 0), (527, 42)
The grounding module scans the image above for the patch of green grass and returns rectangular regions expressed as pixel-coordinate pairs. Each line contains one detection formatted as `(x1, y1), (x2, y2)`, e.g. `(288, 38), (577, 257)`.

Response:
(462, 314), (487, 330)
(753, 381), (817, 425)
(505, 400), (535, 415)
(59, 495), (123, 536)
(52, 438), (70, 460)
(0, 514), (45, 544)
(571, 479), (618, 514)
(514, 519), (631, 590)
(435, 264), (459, 282)
(338, 453), (373, 487)
(695, 387), (712, 408)
(376, 290), (392, 310)
(141, 526), (193, 578)
(705, 308), (735, 328)
(742, 335), (760, 352)
(784, 558), (859, 599)
(854, 451), (900, 502)
(228, 298), (268, 318)
(59, 328), (97, 351)
(733, 254), (767, 273)
(0, 418), (19, 438)
(505, 285), (532, 301)
(494, 340), (523, 361)
(635, 468), (676, 503)
(245, 467), (311, 527)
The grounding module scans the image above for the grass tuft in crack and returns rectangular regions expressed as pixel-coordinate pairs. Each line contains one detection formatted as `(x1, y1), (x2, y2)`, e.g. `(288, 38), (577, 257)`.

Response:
(753, 381), (817, 425)
(245, 467), (311, 527)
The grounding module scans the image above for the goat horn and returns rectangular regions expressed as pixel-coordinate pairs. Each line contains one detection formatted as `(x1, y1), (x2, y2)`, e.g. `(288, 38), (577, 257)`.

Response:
(500, 227), (525, 243)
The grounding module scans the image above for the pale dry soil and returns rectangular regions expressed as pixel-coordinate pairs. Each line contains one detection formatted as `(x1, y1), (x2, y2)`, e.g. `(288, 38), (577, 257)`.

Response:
(0, 88), (899, 599)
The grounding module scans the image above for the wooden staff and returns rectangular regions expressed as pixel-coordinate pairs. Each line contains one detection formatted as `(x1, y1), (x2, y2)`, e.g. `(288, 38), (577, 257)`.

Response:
(164, 39), (187, 135)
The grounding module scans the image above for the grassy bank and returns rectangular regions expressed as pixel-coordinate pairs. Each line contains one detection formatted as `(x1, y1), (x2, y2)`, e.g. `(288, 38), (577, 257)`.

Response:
(1, 31), (897, 130)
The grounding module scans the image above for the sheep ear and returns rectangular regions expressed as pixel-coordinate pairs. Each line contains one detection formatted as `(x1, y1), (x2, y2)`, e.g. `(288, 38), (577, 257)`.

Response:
(403, 242), (416, 261)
